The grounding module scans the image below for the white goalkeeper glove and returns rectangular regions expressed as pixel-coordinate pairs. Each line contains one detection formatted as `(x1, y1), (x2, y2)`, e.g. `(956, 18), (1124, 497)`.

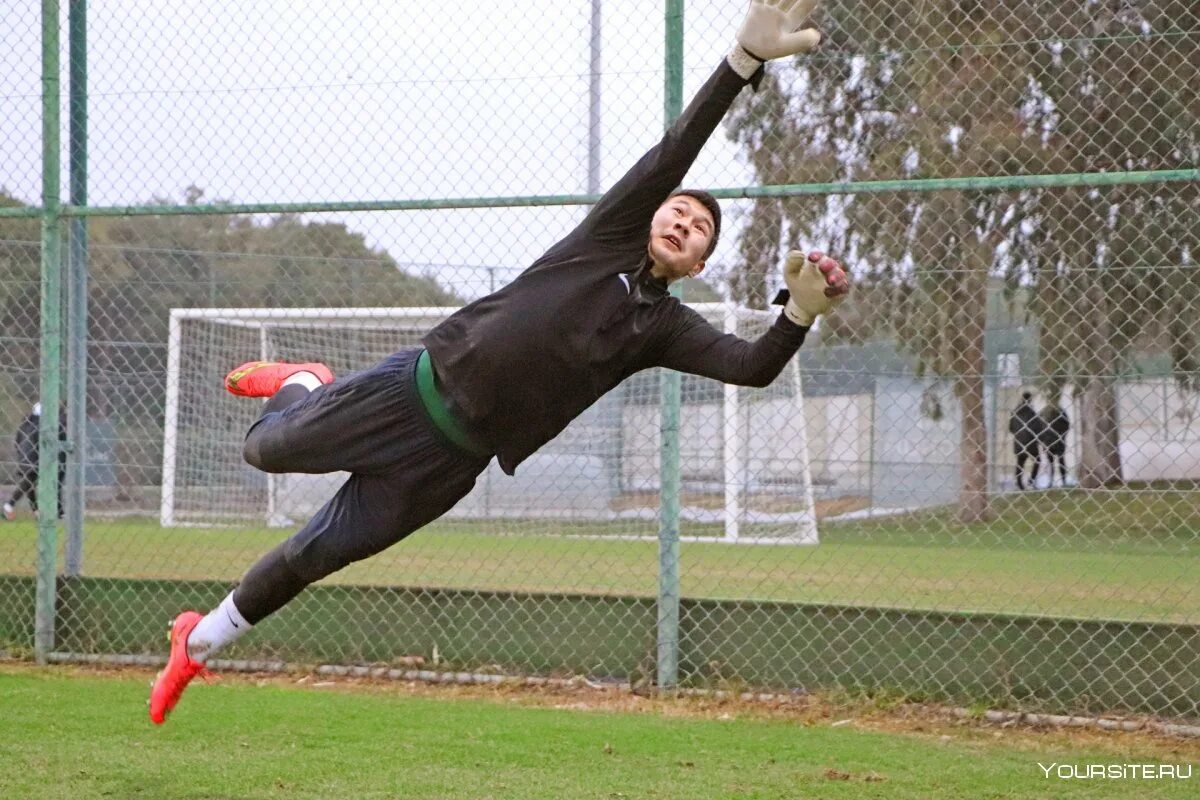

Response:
(782, 250), (849, 327)
(728, 0), (823, 80)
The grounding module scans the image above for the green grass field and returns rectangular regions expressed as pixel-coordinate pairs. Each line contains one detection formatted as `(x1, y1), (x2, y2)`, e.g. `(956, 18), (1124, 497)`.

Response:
(2, 664), (1197, 799)
(1, 487), (1197, 621)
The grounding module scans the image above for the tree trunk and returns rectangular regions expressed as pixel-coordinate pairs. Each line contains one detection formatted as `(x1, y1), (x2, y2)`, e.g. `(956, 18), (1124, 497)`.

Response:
(1078, 377), (1122, 487)
(955, 249), (991, 524)
(730, 197), (782, 310)
(1077, 282), (1124, 489)
(957, 371), (991, 522)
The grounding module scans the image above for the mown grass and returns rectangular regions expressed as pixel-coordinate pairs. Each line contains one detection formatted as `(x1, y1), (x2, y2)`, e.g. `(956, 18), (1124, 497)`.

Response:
(2, 664), (1197, 799)
(1, 487), (1196, 621)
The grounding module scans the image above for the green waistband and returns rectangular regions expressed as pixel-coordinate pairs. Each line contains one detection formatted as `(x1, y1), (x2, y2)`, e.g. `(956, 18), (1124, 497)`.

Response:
(415, 349), (490, 457)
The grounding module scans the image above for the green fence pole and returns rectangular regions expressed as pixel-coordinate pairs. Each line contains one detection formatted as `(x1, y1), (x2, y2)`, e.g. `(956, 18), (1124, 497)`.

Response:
(35, 0), (63, 663)
(656, 0), (685, 692)
(11, 167), (1188, 221)
(65, 0), (88, 576)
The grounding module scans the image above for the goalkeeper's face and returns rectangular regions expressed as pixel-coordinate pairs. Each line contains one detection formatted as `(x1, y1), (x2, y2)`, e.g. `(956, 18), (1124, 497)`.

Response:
(647, 196), (713, 281)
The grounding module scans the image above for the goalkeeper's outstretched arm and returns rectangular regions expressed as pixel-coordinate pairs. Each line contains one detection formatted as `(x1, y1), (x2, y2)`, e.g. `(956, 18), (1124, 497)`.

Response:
(653, 251), (849, 387)
(575, 1), (823, 252)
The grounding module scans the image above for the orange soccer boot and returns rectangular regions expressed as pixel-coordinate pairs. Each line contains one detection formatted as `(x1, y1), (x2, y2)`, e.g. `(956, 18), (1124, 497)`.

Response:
(224, 361), (334, 398)
(148, 611), (212, 725)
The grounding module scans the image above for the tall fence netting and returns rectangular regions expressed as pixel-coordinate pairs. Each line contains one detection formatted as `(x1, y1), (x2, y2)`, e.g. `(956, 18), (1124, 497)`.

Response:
(0, 1), (1197, 719)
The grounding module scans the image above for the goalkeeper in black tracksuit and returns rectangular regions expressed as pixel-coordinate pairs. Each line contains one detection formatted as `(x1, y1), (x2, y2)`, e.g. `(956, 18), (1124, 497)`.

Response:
(150, 0), (850, 724)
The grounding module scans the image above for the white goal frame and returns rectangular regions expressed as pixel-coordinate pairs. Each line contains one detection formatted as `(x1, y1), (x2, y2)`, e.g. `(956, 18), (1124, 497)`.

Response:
(161, 305), (818, 544)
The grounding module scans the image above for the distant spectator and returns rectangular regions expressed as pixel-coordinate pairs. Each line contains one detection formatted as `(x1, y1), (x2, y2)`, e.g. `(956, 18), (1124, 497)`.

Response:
(3, 402), (65, 520)
(1008, 391), (1045, 491)
(1039, 404), (1070, 487)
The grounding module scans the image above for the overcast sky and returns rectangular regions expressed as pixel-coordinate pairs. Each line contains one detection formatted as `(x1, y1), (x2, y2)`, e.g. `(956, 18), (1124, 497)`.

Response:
(1, 1), (765, 299)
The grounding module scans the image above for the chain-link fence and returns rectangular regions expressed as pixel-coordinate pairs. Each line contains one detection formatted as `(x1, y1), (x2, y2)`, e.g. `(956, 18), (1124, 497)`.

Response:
(1, 1), (1198, 720)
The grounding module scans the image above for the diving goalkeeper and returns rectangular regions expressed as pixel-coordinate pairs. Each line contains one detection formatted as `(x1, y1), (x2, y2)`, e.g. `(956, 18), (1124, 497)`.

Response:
(150, 0), (850, 724)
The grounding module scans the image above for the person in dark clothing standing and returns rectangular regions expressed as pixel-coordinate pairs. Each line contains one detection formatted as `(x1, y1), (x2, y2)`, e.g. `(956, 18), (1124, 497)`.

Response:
(1009, 391), (1045, 491)
(4, 402), (65, 520)
(151, 0), (850, 723)
(1039, 404), (1070, 487)
(3, 404), (40, 520)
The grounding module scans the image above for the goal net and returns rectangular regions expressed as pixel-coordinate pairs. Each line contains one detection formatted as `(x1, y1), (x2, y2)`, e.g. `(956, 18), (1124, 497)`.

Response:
(161, 305), (818, 543)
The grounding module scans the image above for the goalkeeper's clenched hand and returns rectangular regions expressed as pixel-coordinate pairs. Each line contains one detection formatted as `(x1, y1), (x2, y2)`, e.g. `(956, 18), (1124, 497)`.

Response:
(728, 0), (822, 79)
(782, 250), (849, 327)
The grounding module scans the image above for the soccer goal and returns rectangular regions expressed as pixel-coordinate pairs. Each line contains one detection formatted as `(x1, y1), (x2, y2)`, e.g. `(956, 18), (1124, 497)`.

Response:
(161, 305), (818, 544)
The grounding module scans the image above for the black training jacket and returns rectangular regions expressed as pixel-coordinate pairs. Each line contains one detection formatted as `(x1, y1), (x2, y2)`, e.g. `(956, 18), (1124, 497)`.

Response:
(14, 413), (38, 468)
(423, 60), (809, 475)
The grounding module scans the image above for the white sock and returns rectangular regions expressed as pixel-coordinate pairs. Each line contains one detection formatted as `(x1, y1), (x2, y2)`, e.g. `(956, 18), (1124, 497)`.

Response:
(282, 370), (322, 391)
(187, 592), (251, 663)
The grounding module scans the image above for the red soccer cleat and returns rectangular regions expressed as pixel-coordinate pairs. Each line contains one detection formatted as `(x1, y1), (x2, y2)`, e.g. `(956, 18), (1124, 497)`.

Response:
(224, 361), (334, 398)
(149, 610), (211, 725)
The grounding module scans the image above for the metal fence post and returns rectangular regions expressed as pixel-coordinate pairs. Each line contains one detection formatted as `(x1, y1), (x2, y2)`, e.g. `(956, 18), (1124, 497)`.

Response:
(35, 0), (63, 663)
(656, 0), (684, 692)
(65, 0), (88, 576)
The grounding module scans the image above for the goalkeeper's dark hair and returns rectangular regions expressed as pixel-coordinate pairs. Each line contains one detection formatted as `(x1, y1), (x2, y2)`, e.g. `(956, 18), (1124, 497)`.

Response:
(669, 189), (722, 260)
